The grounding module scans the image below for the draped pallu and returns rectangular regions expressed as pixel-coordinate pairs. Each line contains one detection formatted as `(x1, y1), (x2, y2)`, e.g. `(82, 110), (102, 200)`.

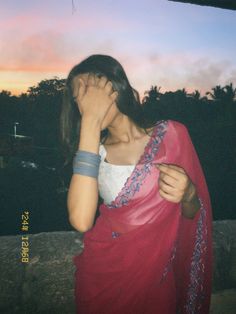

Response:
(73, 120), (213, 314)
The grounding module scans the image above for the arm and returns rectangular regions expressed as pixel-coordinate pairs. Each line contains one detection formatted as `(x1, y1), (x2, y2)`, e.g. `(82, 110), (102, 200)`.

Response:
(181, 182), (201, 219)
(67, 73), (118, 232)
(157, 121), (208, 220)
(157, 162), (201, 220)
(67, 117), (101, 232)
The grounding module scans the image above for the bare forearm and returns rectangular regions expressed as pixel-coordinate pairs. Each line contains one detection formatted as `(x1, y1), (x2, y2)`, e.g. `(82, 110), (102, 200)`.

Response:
(78, 117), (101, 152)
(181, 184), (201, 219)
(67, 117), (101, 232)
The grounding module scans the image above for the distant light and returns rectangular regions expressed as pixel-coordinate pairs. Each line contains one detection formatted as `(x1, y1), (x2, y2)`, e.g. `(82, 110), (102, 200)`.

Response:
(21, 161), (38, 169)
(14, 122), (20, 137)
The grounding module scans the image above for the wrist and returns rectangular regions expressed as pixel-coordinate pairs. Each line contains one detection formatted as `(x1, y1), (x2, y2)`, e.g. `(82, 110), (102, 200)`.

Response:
(81, 115), (102, 129)
(181, 184), (201, 219)
(182, 183), (197, 203)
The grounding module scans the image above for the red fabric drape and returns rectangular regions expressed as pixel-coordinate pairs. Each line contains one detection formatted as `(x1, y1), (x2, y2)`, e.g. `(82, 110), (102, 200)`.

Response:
(73, 119), (213, 314)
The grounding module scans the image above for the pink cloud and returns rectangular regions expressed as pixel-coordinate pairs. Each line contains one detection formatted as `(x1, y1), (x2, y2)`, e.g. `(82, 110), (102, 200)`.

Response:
(0, 7), (136, 73)
(0, 31), (118, 73)
(117, 53), (236, 97)
(0, 31), (75, 72)
(0, 8), (135, 34)
(0, 13), (43, 32)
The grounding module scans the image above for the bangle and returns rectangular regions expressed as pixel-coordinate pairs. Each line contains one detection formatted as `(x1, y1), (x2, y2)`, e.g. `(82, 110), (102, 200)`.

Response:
(74, 150), (101, 167)
(73, 150), (101, 178)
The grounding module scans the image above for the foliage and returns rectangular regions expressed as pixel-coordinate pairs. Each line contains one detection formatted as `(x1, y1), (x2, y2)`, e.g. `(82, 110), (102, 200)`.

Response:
(206, 83), (236, 102)
(27, 77), (66, 98)
(0, 79), (235, 220)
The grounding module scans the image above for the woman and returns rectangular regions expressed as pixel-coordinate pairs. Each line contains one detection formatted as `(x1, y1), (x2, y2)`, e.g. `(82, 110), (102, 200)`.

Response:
(60, 54), (213, 314)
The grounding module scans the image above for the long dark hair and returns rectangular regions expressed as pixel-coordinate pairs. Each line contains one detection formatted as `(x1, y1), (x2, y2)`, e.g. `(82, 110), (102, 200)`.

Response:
(59, 54), (159, 166)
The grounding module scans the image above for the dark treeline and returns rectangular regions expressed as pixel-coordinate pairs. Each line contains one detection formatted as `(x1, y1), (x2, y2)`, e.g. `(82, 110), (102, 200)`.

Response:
(0, 78), (235, 221)
(142, 83), (236, 221)
(0, 78), (66, 148)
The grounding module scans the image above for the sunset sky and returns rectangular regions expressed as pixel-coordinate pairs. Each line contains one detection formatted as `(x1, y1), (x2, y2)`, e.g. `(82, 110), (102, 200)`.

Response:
(0, 0), (235, 98)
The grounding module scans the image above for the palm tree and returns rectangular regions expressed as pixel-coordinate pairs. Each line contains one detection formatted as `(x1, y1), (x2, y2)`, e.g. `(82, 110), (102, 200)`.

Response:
(174, 88), (189, 100)
(143, 85), (162, 103)
(206, 85), (226, 101)
(206, 83), (236, 103)
(188, 89), (201, 100)
(223, 83), (236, 102)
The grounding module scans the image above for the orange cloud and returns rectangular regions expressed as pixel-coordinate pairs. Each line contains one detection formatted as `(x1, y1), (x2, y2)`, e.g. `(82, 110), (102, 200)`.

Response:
(1, 41), (235, 98)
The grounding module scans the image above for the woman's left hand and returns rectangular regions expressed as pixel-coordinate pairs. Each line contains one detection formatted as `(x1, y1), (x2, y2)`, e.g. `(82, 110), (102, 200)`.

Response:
(156, 163), (196, 203)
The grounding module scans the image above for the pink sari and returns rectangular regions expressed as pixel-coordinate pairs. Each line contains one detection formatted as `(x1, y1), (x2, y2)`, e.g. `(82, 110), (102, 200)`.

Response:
(73, 119), (213, 314)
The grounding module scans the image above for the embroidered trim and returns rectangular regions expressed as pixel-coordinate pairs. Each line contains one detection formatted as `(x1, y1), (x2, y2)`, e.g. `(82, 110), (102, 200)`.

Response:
(107, 120), (169, 209)
(184, 197), (207, 314)
(160, 229), (179, 283)
(111, 231), (120, 238)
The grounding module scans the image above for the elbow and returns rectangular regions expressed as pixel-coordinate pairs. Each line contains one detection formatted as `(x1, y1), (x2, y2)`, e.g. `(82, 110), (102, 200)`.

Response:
(181, 206), (200, 220)
(69, 214), (93, 233)
(182, 212), (196, 220)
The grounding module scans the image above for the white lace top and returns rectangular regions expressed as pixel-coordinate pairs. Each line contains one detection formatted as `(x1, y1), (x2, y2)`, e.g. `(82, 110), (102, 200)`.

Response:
(98, 144), (135, 205)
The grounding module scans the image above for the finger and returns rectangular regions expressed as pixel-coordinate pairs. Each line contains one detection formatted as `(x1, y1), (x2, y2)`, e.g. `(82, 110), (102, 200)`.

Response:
(159, 172), (178, 187)
(157, 165), (180, 180)
(78, 78), (86, 100)
(159, 178), (176, 195)
(157, 163), (185, 174)
(165, 164), (185, 174)
(93, 74), (100, 86)
(97, 75), (108, 88)
(104, 80), (114, 94)
(87, 73), (96, 86)
(159, 188), (176, 202)
(103, 102), (115, 119)
(157, 164), (185, 180)
(160, 167), (189, 189)
(110, 90), (119, 101)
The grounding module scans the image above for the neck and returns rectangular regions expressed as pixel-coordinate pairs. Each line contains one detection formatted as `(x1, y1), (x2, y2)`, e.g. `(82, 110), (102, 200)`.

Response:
(106, 114), (145, 145)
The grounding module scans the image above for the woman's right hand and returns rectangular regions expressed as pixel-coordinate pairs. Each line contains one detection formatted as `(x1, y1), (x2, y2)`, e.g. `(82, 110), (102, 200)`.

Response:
(73, 73), (118, 127)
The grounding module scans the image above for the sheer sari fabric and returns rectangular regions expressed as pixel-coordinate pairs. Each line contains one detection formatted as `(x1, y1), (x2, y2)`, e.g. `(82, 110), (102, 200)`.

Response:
(73, 119), (213, 314)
